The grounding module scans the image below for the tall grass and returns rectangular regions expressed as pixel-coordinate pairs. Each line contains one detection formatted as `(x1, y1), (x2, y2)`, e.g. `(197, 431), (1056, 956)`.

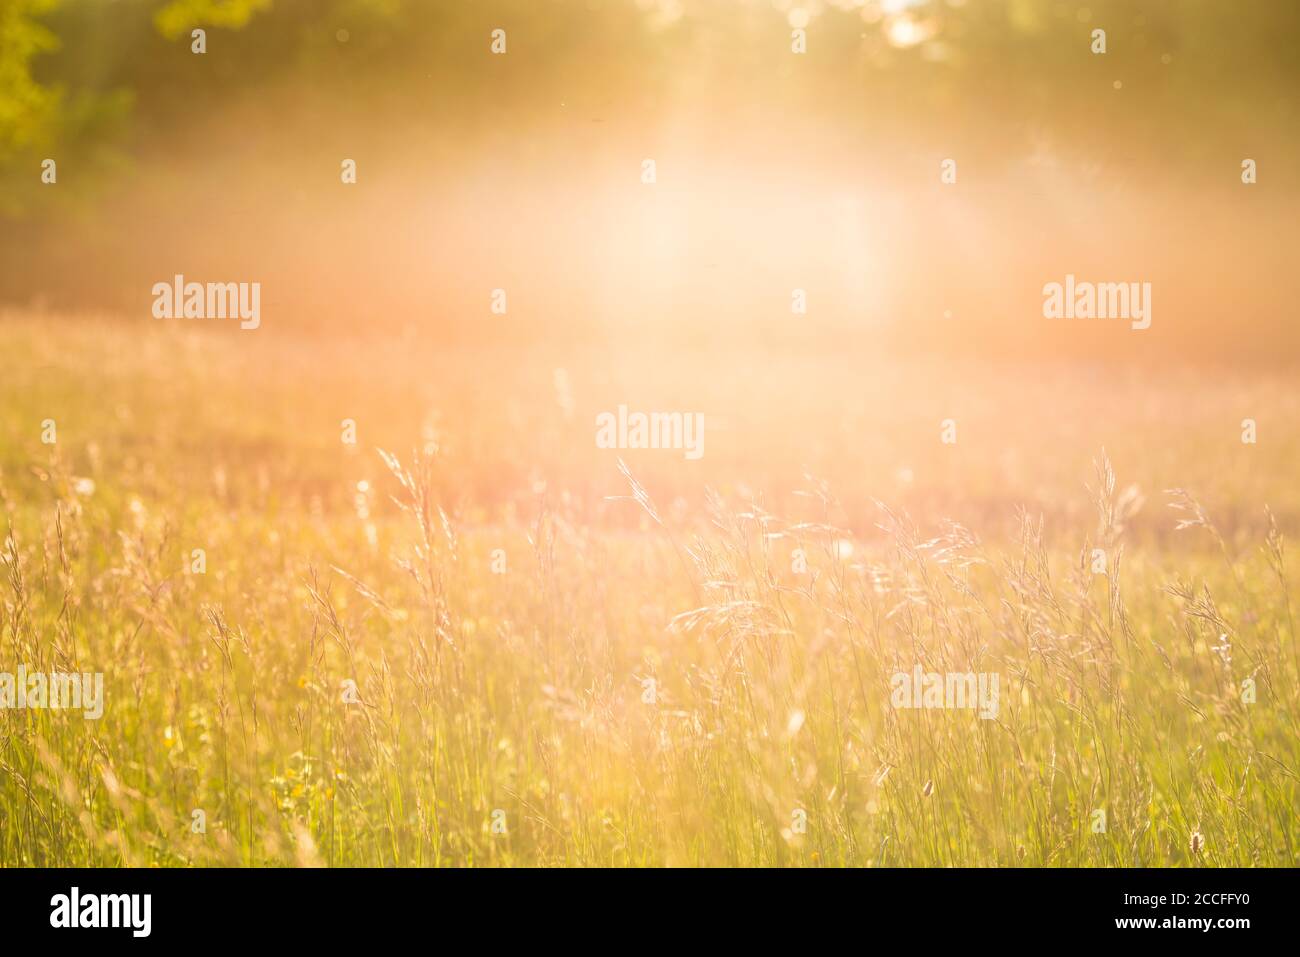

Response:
(0, 317), (1296, 866)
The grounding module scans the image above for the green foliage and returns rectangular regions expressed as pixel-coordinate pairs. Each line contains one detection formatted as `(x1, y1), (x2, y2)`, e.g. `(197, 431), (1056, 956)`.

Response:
(153, 0), (271, 40)
(0, 0), (62, 162)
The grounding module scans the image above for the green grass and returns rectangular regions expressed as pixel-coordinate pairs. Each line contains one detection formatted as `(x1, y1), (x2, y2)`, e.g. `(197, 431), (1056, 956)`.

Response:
(0, 315), (1297, 866)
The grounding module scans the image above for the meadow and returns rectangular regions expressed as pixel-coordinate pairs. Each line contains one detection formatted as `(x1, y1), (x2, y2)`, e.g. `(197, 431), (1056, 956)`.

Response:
(0, 312), (1296, 867)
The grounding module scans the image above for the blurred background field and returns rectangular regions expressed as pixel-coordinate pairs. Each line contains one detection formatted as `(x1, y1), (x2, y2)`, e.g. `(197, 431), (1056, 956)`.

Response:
(1, 1), (1298, 866)
(1, 313), (1298, 536)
